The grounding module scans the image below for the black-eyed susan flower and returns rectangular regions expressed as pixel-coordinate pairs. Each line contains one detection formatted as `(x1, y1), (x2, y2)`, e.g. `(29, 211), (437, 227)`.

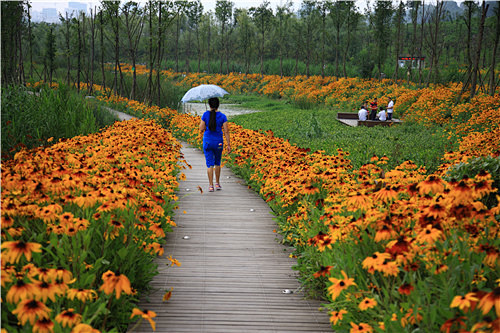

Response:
(362, 252), (391, 271)
(1, 241), (42, 264)
(418, 175), (445, 195)
(71, 323), (100, 332)
(54, 267), (74, 284)
(66, 288), (98, 303)
(478, 287), (500, 317)
(36, 267), (57, 283)
(440, 316), (466, 333)
(358, 297), (377, 311)
(99, 270), (132, 299)
(375, 260), (399, 277)
(398, 283), (414, 296)
(12, 299), (51, 325)
(450, 292), (478, 312)
(329, 309), (347, 325)
(55, 308), (82, 328)
(327, 270), (356, 301)
(349, 321), (373, 333)
(313, 265), (333, 278)
(6, 279), (36, 303)
(416, 224), (442, 244)
(130, 308), (157, 331)
(32, 317), (54, 333)
(33, 280), (62, 302)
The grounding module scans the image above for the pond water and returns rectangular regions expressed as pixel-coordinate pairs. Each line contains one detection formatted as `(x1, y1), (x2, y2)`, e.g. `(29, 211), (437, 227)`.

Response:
(181, 102), (261, 118)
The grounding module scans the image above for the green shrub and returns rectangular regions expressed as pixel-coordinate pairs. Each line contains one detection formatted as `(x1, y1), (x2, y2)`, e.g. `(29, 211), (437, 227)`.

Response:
(444, 155), (500, 208)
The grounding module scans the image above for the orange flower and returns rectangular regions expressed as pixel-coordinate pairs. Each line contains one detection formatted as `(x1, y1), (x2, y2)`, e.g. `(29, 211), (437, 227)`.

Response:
(313, 265), (333, 278)
(33, 280), (63, 302)
(329, 309), (347, 325)
(71, 323), (100, 332)
(416, 224), (442, 244)
(478, 287), (500, 317)
(6, 279), (36, 303)
(66, 288), (98, 303)
(130, 308), (157, 331)
(99, 270), (132, 299)
(350, 321), (373, 333)
(12, 299), (51, 326)
(33, 318), (54, 333)
(55, 308), (82, 328)
(440, 316), (466, 333)
(418, 175), (445, 195)
(358, 297), (377, 311)
(398, 284), (414, 296)
(1, 241), (42, 264)
(327, 270), (356, 301)
(362, 252), (391, 271)
(450, 292), (479, 312)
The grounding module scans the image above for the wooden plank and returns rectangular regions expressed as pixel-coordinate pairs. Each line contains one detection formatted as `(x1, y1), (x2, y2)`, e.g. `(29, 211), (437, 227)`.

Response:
(131, 142), (332, 332)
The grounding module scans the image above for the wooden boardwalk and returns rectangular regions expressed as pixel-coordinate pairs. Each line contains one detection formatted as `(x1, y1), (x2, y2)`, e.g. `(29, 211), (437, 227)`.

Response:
(132, 142), (332, 332)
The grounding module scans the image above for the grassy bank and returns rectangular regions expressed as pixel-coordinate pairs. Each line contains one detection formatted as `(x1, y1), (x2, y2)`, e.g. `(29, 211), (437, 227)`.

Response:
(225, 95), (456, 173)
(1, 83), (119, 160)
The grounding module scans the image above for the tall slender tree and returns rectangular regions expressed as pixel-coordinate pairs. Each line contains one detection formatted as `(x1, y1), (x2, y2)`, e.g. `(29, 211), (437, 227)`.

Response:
(299, 0), (318, 77)
(488, 4), (500, 95)
(275, 1), (293, 78)
(469, 1), (488, 99)
(249, 1), (273, 77)
(215, 0), (233, 74)
(393, 1), (405, 83)
(372, 0), (394, 80)
(122, 1), (144, 100)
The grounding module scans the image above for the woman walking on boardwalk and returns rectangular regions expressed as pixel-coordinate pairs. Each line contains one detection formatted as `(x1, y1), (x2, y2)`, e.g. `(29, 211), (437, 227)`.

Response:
(199, 97), (231, 192)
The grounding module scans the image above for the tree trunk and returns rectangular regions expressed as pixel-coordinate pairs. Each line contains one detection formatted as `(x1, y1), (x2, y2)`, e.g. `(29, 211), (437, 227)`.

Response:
(77, 18), (81, 92)
(90, 8), (95, 95)
(418, 2), (425, 86)
(114, 8), (119, 95)
(100, 10), (106, 92)
(393, 1), (404, 84)
(28, 4), (33, 79)
(220, 22), (225, 73)
(157, 2), (162, 106)
(489, 4), (500, 95)
(470, 1), (488, 99)
(175, 15), (180, 72)
(65, 14), (71, 85)
(147, 1), (153, 105)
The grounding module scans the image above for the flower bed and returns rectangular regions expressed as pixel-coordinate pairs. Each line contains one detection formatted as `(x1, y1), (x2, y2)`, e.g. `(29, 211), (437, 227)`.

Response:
(1, 118), (185, 332)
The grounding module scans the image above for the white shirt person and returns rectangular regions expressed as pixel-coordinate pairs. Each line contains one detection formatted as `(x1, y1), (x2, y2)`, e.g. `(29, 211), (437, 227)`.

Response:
(387, 98), (394, 120)
(358, 106), (368, 121)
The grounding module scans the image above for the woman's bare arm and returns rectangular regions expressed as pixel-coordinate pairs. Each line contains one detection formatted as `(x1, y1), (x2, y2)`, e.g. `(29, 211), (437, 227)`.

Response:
(223, 122), (231, 153)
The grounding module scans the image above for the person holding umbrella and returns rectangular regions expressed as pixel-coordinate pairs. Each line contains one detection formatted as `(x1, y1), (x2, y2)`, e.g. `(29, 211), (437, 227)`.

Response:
(199, 97), (231, 192)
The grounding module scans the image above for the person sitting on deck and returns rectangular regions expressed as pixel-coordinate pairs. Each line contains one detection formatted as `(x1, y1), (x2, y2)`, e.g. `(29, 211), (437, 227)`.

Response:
(377, 107), (387, 121)
(369, 98), (378, 120)
(358, 105), (368, 121)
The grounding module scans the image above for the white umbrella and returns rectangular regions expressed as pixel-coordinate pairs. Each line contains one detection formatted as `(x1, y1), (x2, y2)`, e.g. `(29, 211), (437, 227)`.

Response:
(181, 84), (229, 103)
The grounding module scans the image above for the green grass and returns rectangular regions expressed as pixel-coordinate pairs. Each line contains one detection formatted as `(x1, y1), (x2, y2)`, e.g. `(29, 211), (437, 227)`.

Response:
(1, 83), (119, 160)
(228, 95), (458, 173)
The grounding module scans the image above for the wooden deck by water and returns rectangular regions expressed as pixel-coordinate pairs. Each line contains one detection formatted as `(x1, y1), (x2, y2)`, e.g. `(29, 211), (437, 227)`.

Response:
(132, 143), (332, 333)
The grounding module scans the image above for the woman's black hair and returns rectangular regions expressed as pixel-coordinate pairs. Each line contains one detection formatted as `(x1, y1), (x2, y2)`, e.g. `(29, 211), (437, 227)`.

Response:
(208, 97), (219, 131)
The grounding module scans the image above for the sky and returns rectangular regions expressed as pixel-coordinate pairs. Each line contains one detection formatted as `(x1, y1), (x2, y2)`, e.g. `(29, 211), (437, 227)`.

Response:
(29, 0), (371, 15)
